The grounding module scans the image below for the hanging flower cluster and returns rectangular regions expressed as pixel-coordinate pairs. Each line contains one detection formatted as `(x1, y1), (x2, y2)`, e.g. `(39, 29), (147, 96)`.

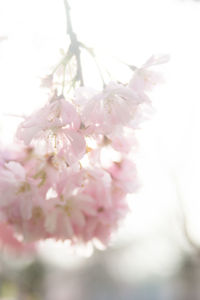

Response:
(0, 54), (168, 252)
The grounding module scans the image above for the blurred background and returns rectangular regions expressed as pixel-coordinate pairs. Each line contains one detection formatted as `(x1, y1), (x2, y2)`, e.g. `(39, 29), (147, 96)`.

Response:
(0, 0), (200, 299)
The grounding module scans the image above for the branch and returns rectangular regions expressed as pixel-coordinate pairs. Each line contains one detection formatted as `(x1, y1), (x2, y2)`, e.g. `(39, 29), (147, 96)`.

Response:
(63, 0), (84, 86)
(173, 174), (200, 256)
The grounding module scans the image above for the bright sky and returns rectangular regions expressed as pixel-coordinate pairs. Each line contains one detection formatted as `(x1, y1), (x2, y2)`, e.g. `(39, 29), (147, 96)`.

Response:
(0, 0), (200, 278)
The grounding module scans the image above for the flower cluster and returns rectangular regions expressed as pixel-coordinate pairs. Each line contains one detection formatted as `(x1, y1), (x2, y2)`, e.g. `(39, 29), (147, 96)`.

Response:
(0, 55), (168, 252)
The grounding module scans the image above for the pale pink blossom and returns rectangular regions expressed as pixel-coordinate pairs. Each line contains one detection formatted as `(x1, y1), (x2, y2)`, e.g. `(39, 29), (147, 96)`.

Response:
(16, 96), (86, 164)
(57, 129), (86, 165)
(129, 54), (169, 92)
(17, 97), (81, 144)
(0, 161), (26, 207)
(107, 129), (138, 154)
(45, 193), (96, 240)
(75, 82), (144, 134)
(108, 159), (139, 193)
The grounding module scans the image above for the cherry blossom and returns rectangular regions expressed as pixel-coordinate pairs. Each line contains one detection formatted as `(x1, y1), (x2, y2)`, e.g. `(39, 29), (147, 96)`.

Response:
(0, 54), (167, 252)
(17, 96), (81, 144)
(75, 82), (146, 135)
(129, 54), (169, 92)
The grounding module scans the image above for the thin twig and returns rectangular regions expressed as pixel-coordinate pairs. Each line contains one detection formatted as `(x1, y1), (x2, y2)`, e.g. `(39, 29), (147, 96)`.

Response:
(113, 55), (137, 71)
(80, 43), (106, 88)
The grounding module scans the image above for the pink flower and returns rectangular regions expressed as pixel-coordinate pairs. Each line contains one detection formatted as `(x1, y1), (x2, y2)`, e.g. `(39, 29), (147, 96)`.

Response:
(17, 97), (81, 144)
(0, 161), (26, 207)
(57, 129), (86, 165)
(129, 54), (169, 92)
(108, 159), (140, 193)
(0, 160), (43, 221)
(45, 193), (96, 240)
(81, 168), (112, 208)
(75, 82), (143, 134)
(107, 129), (138, 154)
(16, 96), (86, 164)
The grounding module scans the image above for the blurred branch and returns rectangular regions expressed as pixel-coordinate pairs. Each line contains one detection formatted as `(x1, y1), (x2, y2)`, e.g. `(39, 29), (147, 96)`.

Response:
(182, 214), (200, 256)
(173, 175), (200, 256)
